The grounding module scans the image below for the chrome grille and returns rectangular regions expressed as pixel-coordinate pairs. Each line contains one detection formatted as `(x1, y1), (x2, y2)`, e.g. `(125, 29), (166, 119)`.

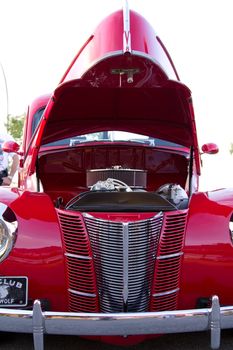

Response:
(84, 213), (163, 313)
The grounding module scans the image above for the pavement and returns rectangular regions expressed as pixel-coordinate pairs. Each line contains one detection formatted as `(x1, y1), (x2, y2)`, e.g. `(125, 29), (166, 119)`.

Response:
(0, 330), (233, 350)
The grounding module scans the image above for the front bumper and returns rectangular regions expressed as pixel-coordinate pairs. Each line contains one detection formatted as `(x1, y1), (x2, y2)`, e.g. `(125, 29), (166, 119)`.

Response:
(0, 296), (232, 350)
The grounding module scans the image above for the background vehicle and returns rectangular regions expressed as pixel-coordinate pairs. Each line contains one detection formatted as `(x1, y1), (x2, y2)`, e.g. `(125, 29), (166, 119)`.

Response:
(0, 2), (232, 350)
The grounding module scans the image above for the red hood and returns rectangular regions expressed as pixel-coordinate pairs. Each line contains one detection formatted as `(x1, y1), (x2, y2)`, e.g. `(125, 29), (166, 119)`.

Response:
(37, 8), (198, 148)
(28, 8), (200, 175)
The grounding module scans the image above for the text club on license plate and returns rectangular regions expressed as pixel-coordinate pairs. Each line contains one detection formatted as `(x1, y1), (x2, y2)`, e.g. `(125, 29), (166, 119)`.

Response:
(0, 277), (28, 307)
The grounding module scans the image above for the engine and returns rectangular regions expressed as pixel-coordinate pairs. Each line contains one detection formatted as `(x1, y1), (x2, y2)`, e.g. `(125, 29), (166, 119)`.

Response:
(86, 166), (147, 189)
(156, 183), (188, 206)
(65, 166), (188, 211)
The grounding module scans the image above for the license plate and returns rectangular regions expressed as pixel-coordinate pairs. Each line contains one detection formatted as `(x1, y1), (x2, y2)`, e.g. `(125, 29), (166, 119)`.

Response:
(0, 277), (28, 307)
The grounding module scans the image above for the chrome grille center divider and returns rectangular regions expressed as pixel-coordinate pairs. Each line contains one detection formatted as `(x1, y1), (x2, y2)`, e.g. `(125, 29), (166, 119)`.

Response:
(83, 212), (163, 313)
(123, 223), (129, 310)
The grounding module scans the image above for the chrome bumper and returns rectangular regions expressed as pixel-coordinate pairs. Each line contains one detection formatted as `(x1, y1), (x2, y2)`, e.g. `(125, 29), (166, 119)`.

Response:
(0, 296), (232, 350)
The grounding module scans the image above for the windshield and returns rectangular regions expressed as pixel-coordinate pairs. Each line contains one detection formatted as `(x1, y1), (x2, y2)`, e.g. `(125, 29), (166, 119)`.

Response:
(42, 131), (184, 148)
(67, 131), (184, 148)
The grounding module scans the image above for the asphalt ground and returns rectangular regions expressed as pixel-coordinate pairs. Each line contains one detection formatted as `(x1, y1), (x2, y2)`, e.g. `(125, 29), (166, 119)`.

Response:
(0, 330), (233, 350)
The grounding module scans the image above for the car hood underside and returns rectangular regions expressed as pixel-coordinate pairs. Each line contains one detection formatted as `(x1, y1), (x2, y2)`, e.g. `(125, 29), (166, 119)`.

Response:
(39, 79), (195, 148)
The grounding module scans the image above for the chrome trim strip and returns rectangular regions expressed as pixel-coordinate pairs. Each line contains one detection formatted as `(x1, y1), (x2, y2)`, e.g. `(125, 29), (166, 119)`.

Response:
(83, 212), (163, 224)
(152, 288), (179, 297)
(65, 253), (92, 260)
(122, 223), (129, 306)
(123, 0), (131, 53)
(83, 212), (95, 219)
(157, 252), (183, 260)
(0, 296), (229, 350)
(68, 289), (96, 298)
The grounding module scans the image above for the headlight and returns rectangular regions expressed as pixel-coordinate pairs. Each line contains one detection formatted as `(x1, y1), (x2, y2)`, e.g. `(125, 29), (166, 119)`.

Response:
(0, 204), (17, 262)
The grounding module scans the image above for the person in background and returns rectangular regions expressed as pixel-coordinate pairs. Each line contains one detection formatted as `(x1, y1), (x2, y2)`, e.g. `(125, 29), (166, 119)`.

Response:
(0, 133), (19, 186)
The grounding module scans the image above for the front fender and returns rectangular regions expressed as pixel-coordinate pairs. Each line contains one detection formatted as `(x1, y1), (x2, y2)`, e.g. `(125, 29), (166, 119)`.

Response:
(0, 190), (68, 311)
(179, 190), (233, 309)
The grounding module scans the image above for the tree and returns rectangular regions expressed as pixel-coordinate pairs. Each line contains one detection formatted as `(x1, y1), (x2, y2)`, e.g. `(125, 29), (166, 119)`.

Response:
(6, 114), (25, 143)
(230, 143), (233, 155)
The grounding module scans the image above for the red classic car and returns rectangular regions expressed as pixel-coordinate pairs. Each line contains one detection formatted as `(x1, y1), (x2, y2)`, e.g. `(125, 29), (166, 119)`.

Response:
(0, 2), (232, 349)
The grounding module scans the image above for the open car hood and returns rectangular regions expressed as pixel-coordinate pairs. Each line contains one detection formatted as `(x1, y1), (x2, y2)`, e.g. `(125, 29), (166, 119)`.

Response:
(39, 79), (197, 148)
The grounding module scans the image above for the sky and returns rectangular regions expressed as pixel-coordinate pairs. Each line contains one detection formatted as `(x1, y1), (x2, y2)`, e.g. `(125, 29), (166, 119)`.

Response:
(0, 0), (233, 190)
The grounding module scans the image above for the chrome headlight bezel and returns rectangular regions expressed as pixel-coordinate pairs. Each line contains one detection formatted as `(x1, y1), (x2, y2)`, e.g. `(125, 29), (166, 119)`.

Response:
(0, 204), (17, 262)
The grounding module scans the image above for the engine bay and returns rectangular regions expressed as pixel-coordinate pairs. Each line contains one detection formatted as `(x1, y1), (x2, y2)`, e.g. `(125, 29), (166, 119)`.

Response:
(38, 143), (189, 211)
(65, 166), (188, 212)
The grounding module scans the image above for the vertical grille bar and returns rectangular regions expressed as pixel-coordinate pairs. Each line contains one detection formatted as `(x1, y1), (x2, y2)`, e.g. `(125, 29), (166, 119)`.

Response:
(150, 210), (188, 311)
(123, 223), (129, 309)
